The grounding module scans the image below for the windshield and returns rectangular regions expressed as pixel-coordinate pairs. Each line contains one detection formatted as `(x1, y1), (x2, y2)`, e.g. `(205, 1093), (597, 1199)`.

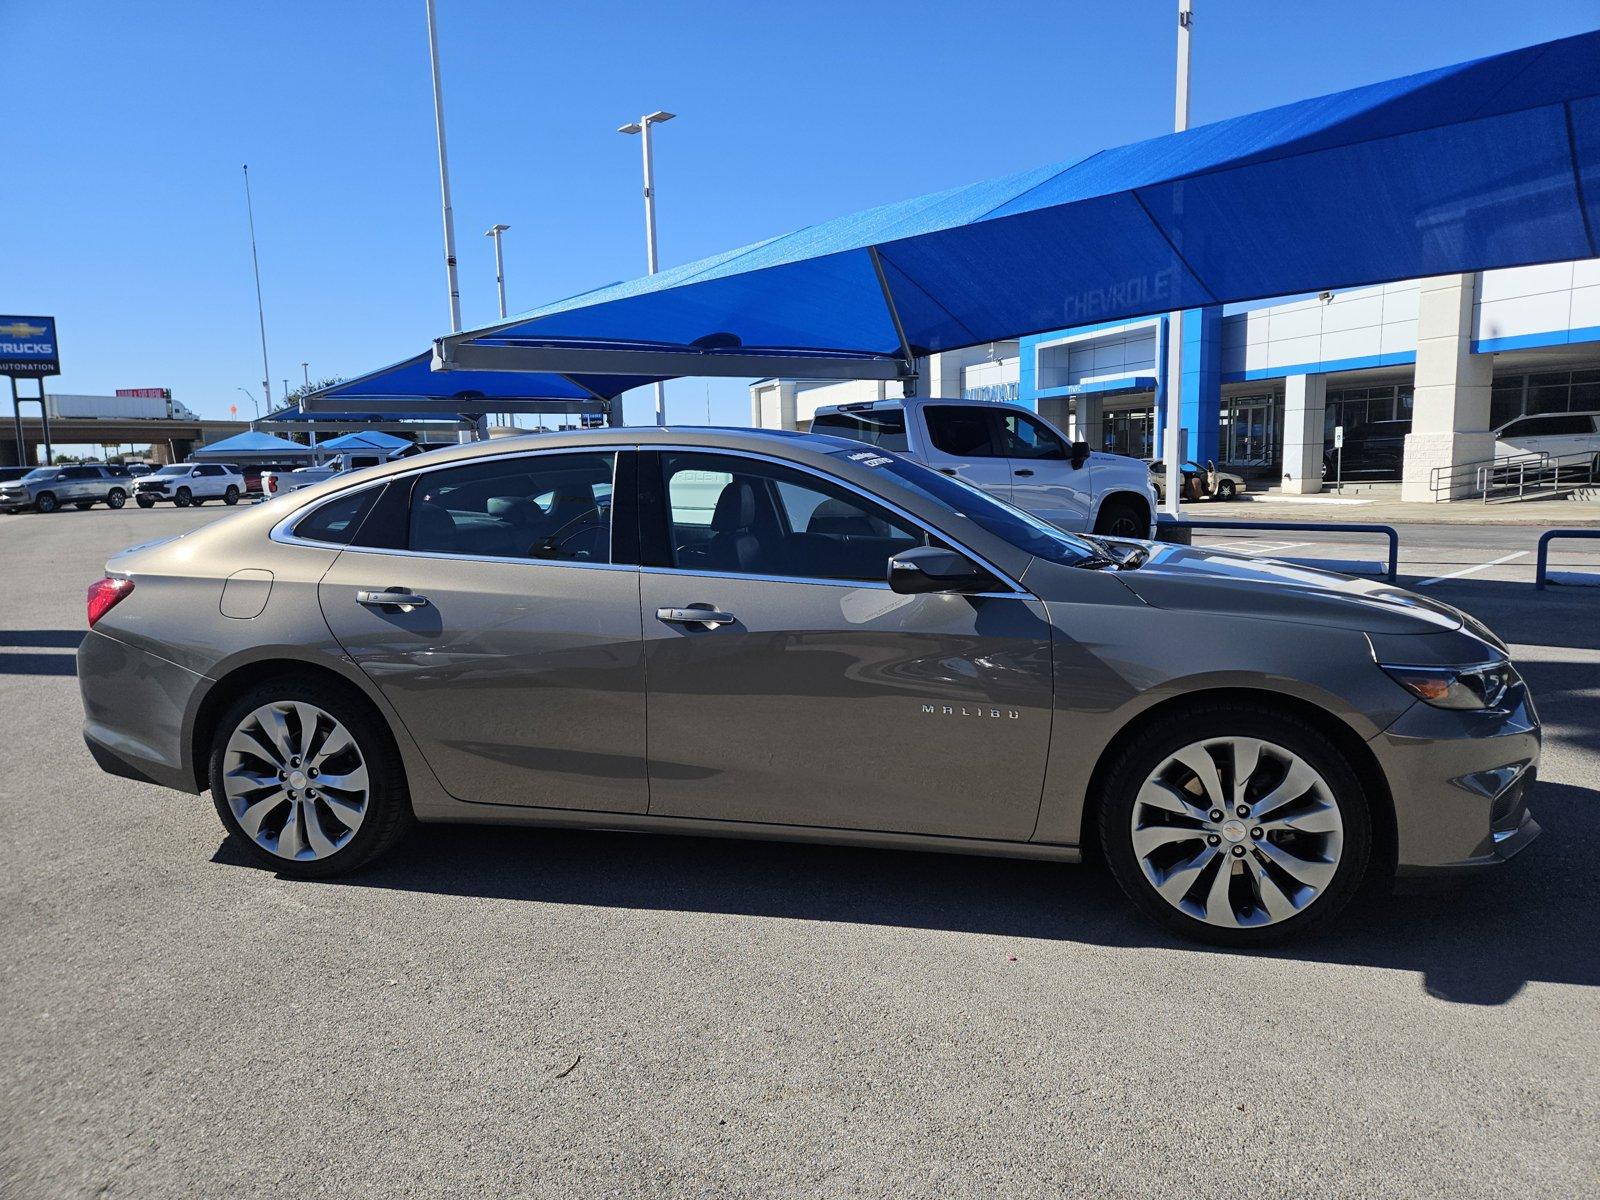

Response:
(154, 465), (190, 476)
(21, 468), (59, 482)
(828, 447), (1101, 566)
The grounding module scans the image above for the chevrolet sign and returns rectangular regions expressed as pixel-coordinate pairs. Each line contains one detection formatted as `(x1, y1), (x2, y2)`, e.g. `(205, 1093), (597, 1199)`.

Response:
(0, 315), (60, 378)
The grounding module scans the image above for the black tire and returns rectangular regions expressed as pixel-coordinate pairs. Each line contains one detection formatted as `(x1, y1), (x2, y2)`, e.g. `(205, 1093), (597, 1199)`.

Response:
(208, 677), (415, 879)
(1094, 496), (1148, 538)
(223, 485), (240, 506)
(1216, 479), (1237, 501)
(74, 501), (95, 510)
(192, 496), (207, 506)
(107, 489), (126, 509)
(34, 491), (58, 514)
(173, 486), (192, 507)
(135, 493), (157, 509)
(1097, 703), (1372, 947)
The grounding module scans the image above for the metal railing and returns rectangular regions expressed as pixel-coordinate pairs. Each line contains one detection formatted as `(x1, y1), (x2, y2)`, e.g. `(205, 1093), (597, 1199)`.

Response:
(1428, 450), (1547, 499)
(1430, 449), (1599, 502)
(1534, 528), (1600, 590)
(1175, 520), (1399, 583)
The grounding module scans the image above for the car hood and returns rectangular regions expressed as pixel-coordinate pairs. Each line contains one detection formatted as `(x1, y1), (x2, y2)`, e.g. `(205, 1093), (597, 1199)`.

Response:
(1108, 542), (1466, 634)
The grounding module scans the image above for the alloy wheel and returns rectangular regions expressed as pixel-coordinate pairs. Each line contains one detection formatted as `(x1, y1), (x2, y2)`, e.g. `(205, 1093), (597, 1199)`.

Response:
(1128, 736), (1344, 929)
(221, 701), (370, 861)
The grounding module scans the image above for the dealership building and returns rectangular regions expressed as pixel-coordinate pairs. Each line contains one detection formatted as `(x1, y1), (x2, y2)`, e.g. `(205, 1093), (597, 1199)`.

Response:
(750, 258), (1600, 500)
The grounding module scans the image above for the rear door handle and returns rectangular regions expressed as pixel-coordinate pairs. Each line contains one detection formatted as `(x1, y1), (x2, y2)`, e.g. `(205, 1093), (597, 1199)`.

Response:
(356, 588), (429, 610)
(656, 606), (736, 627)
(1014, 468), (1034, 477)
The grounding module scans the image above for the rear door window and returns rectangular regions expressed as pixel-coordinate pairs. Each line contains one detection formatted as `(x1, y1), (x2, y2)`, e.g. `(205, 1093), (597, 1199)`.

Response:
(407, 452), (616, 563)
(923, 406), (1000, 457)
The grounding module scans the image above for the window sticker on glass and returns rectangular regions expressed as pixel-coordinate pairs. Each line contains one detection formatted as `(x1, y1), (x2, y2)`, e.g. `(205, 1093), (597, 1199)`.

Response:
(846, 450), (894, 468)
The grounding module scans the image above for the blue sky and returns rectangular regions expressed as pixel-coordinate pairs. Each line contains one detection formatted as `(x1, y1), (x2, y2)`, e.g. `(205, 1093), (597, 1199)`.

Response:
(6, 0), (1597, 428)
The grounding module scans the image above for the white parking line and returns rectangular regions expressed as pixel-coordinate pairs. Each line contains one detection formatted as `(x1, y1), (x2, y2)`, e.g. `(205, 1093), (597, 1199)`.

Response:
(1415, 550), (1529, 587)
(1197, 540), (1310, 557)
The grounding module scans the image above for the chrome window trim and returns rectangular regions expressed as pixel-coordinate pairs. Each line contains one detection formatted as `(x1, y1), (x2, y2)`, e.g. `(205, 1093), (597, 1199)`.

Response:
(650, 443), (1031, 596)
(269, 446), (623, 561)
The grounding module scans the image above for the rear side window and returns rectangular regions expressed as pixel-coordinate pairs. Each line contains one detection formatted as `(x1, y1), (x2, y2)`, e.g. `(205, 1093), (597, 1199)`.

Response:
(924, 406), (1000, 457)
(810, 408), (910, 452)
(408, 452), (616, 563)
(292, 486), (382, 546)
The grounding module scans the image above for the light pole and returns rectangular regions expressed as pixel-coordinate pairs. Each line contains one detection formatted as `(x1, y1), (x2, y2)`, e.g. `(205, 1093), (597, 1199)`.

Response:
(425, 0), (463, 335)
(619, 110), (675, 425)
(242, 165), (272, 409)
(301, 361), (310, 388)
(485, 223), (510, 318)
(1161, 0), (1193, 517)
(236, 387), (259, 421)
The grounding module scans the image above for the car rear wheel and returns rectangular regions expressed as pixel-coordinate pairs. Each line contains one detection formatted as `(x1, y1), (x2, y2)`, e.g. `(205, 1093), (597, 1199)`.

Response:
(34, 491), (58, 514)
(135, 493), (156, 508)
(1094, 496), (1148, 538)
(173, 487), (192, 507)
(209, 680), (414, 878)
(107, 489), (126, 509)
(223, 485), (240, 505)
(1098, 705), (1371, 946)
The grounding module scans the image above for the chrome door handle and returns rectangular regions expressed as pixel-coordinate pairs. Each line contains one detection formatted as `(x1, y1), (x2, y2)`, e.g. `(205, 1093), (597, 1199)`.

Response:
(656, 606), (735, 627)
(356, 589), (429, 610)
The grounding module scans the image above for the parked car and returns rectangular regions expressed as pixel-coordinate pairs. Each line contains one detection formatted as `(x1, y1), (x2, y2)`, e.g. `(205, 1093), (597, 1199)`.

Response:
(809, 397), (1156, 537)
(1149, 459), (1246, 502)
(261, 450), (409, 499)
(0, 464), (134, 513)
(1323, 419), (1410, 480)
(131, 463), (245, 508)
(1492, 410), (1600, 469)
(77, 427), (1540, 946)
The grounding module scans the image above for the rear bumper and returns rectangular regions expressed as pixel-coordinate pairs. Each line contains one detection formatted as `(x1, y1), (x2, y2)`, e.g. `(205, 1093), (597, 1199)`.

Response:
(78, 629), (207, 793)
(1372, 685), (1542, 875)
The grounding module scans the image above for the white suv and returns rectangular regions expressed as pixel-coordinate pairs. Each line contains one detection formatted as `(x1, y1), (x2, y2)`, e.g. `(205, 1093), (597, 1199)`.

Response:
(1492, 410), (1600, 470)
(132, 463), (246, 509)
(810, 397), (1156, 536)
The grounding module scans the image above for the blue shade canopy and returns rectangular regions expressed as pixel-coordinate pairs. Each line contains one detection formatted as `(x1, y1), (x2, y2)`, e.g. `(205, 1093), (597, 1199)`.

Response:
(302, 352), (658, 415)
(314, 429), (413, 452)
(190, 430), (317, 459)
(439, 29), (1600, 379)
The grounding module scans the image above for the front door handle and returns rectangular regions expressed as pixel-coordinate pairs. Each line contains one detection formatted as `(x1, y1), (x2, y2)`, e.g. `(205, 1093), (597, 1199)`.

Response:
(356, 588), (429, 611)
(657, 606), (736, 628)
(1014, 468), (1035, 477)
(938, 468), (958, 476)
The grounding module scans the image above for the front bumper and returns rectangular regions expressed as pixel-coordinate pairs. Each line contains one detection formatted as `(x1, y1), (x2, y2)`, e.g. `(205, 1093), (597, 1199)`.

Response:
(0, 492), (36, 511)
(1371, 683), (1542, 875)
(78, 629), (208, 793)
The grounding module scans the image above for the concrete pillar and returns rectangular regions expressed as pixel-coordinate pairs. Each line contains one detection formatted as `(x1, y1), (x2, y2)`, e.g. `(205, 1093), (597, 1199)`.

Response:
(749, 381), (800, 430)
(1401, 273), (1493, 501)
(923, 351), (961, 398)
(1280, 374), (1327, 494)
(1073, 395), (1105, 450)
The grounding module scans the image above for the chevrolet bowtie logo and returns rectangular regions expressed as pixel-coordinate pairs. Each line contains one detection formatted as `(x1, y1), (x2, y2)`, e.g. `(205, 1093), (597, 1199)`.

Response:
(0, 322), (46, 339)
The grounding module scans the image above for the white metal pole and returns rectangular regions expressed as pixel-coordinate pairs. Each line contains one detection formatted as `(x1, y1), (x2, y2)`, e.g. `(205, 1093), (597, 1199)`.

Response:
(425, 0), (463, 337)
(640, 117), (667, 426)
(242, 165), (272, 409)
(488, 226), (508, 318)
(1162, 0), (1193, 517)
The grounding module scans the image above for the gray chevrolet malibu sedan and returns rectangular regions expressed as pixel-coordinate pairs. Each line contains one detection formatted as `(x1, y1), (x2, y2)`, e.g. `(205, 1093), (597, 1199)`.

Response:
(77, 428), (1540, 945)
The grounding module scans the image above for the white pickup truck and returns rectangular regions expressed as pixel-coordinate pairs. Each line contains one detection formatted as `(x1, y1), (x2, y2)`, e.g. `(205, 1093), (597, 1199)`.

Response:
(260, 448), (412, 499)
(809, 396), (1157, 537)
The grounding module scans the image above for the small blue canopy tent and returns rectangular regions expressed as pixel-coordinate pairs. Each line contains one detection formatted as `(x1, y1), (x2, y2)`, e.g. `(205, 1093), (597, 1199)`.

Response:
(190, 429), (320, 462)
(298, 351), (659, 420)
(433, 29), (1600, 388)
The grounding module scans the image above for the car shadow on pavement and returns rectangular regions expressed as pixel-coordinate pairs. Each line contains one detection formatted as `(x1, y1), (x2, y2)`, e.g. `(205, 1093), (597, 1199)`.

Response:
(219, 771), (1597, 1008)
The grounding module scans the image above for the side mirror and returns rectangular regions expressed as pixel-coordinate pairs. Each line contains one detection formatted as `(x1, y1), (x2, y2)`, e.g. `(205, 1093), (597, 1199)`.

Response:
(888, 545), (998, 595)
(1070, 440), (1090, 469)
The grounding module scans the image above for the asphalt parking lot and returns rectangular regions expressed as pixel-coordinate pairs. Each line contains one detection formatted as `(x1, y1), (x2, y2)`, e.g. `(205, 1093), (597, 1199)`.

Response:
(2, 504), (1596, 1198)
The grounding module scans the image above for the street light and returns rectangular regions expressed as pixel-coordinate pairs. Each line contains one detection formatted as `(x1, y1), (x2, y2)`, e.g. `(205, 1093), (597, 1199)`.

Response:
(301, 361), (310, 387)
(619, 110), (675, 425)
(485, 223), (511, 319)
(1161, 0), (1193, 518)
(235, 387), (259, 421)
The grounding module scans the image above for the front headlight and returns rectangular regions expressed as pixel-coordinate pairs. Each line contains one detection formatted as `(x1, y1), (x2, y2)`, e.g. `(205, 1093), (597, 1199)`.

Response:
(1380, 660), (1519, 710)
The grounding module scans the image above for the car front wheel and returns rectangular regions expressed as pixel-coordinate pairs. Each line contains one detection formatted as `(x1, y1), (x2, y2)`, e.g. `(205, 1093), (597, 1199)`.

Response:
(34, 491), (58, 513)
(173, 487), (192, 507)
(1094, 497), (1149, 538)
(1216, 479), (1237, 500)
(1098, 704), (1371, 946)
(209, 680), (414, 878)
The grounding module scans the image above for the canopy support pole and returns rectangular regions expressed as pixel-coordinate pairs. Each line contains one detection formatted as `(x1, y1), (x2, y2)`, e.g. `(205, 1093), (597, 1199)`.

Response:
(868, 246), (919, 397)
(559, 373), (625, 427)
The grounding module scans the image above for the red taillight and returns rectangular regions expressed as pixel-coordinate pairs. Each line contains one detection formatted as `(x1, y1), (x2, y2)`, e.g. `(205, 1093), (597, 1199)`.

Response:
(87, 577), (134, 628)
(266, 475), (278, 494)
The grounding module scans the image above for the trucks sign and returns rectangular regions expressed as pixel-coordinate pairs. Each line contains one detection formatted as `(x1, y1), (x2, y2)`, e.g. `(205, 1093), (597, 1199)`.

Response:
(0, 315), (60, 378)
